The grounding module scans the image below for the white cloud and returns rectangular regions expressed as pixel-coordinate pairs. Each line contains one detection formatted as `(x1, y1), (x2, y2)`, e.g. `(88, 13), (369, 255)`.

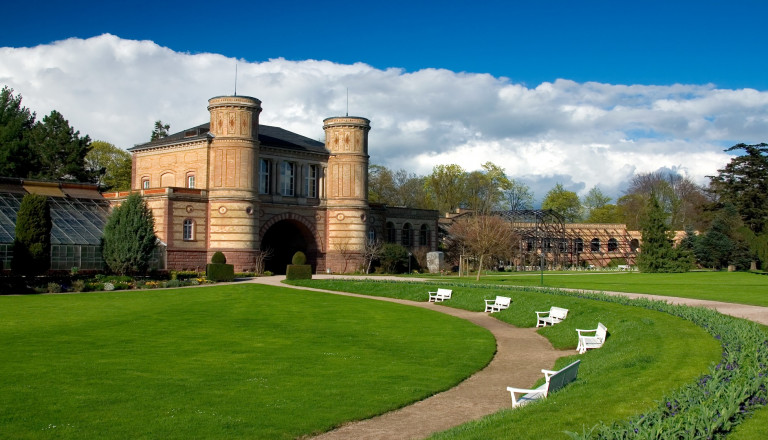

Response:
(2, 34), (767, 202)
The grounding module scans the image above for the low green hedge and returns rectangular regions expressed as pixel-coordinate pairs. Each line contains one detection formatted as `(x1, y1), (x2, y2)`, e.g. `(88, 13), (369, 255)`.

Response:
(206, 263), (234, 282)
(286, 264), (312, 280)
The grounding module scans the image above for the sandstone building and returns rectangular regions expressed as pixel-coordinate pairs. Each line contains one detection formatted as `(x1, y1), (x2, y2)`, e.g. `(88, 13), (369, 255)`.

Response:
(104, 95), (440, 273)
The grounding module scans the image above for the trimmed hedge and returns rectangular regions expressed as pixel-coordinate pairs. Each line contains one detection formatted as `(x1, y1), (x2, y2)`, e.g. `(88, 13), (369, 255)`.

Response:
(206, 263), (234, 282)
(286, 264), (312, 280)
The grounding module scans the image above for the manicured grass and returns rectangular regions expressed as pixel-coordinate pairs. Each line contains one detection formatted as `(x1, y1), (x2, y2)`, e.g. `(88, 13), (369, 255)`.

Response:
(426, 271), (768, 307)
(0, 284), (495, 439)
(291, 279), (723, 438)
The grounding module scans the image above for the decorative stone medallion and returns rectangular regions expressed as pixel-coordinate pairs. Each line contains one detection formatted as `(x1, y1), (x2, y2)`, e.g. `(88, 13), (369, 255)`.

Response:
(218, 206), (228, 215)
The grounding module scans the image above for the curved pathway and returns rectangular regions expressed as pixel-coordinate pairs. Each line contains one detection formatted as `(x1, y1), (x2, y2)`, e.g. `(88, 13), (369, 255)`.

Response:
(247, 275), (768, 439)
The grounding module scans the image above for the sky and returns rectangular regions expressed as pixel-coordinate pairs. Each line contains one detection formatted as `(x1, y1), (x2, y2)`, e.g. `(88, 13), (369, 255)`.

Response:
(1, 0), (767, 205)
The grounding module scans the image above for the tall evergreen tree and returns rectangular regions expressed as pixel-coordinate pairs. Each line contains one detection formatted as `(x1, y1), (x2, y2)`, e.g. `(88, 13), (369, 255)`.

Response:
(0, 86), (37, 178)
(151, 120), (170, 141)
(637, 194), (691, 272)
(102, 193), (157, 275)
(11, 193), (51, 275)
(30, 110), (92, 181)
(709, 143), (768, 235)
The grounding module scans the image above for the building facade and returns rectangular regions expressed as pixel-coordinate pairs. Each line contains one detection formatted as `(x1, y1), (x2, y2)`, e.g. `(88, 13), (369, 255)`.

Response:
(104, 95), (439, 273)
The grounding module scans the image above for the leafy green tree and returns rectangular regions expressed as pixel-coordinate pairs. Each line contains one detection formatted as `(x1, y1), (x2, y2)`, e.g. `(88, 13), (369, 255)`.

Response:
(424, 164), (466, 214)
(151, 120), (170, 141)
(502, 178), (534, 211)
(542, 183), (582, 222)
(11, 193), (51, 275)
(582, 186), (611, 219)
(368, 164), (397, 204)
(637, 194), (691, 273)
(29, 110), (92, 181)
(0, 86), (37, 178)
(587, 204), (622, 223)
(85, 141), (132, 191)
(709, 143), (768, 235)
(102, 193), (157, 275)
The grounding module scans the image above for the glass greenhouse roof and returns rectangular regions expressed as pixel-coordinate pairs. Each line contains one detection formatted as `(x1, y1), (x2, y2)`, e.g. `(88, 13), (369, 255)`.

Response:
(0, 192), (111, 245)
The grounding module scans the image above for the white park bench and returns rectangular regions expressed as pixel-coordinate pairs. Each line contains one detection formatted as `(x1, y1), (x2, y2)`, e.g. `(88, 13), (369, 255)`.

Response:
(576, 322), (608, 354)
(484, 296), (511, 312)
(536, 306), (569, 327)
(428, 288), (453, 302)
(507, 359), (581, 407)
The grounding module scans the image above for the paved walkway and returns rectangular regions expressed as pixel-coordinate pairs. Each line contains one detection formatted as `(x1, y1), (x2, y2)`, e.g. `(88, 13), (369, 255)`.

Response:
(247, 275), (768, 439)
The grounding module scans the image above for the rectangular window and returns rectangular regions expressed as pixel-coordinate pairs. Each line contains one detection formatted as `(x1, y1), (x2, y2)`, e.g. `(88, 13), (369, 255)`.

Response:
(259, 159), (271, 194)
(305, 165), (318, 198)
(142, 179), (150, 189)
(187, 175), (195, 188)
(280, 162), (295, 196)
(183, 219), (194, 241)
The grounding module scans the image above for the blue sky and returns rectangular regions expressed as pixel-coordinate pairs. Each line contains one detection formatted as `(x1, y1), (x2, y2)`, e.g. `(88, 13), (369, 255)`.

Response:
(5, 0), (767, 89)
(1, 1), (767, 204)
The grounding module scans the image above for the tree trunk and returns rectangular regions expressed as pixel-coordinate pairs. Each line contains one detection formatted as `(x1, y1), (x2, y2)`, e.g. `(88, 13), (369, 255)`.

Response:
(476, 254), (484, 281)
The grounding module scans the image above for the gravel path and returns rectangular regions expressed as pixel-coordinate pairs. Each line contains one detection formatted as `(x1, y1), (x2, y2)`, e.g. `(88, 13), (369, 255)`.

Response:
(247, 275), (768, 439)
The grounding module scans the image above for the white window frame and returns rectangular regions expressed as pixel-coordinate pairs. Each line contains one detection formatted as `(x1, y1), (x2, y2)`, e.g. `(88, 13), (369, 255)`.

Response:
(183, 219), (194, 241)
(187, 175), (195, 188)
(280, 161), (295, 196)
(305, 164), (318, 198)
(259, 159), (271, 194)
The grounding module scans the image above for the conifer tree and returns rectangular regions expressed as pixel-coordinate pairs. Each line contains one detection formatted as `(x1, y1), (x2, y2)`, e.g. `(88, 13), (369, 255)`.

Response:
(12, 193), (51, 275)
(102, 193), (157, 275)
(637, 194), (691, 272)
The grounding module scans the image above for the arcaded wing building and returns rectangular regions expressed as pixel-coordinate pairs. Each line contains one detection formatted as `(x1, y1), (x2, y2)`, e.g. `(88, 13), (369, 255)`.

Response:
(104, 95), (439, 273)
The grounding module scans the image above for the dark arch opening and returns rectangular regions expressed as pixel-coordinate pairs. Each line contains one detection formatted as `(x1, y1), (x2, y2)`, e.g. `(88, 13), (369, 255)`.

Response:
(261, 220), (316, 274)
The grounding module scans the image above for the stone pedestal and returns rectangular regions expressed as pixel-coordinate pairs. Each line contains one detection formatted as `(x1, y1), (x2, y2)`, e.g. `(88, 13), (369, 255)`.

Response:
(427, 251), (445, 274)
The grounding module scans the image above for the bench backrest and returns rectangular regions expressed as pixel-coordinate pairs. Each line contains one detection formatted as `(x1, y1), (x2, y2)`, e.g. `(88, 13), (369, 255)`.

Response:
(547, 360), (581, 394)
(496, 296), (511, 306)
(550, 307), (568, 320)
(596, 323), (607, 341)
(437, 288), (452, 297)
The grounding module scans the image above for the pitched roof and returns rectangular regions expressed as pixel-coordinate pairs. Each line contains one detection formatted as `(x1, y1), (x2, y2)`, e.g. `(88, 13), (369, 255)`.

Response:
(129, 123), (328, 154)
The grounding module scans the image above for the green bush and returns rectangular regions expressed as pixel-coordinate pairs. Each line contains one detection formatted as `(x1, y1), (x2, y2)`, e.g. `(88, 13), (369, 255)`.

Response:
(206, 263), (234, 282)
(379, 243), (410, 273)
(292, 251), (307, 265)
(46, 282), (61, 293)
(211, 251), (227, 264)
(71, 280), (86, 292)
(285, 264), (312, 280)
(12, 193), (51, 275)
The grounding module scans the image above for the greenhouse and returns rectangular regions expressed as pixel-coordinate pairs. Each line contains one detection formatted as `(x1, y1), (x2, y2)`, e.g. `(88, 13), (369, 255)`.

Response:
(0, 178), (164, 271)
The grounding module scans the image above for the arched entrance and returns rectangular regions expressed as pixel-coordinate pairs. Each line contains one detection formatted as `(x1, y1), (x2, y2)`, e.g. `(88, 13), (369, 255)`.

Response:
(261, 219), (317, 274)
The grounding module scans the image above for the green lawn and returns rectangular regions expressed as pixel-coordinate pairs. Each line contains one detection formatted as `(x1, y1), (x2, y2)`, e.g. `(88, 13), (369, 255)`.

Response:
(426, 271), (768, 307)
(0, 284), (495, 439)
(291, 279), (724, 439)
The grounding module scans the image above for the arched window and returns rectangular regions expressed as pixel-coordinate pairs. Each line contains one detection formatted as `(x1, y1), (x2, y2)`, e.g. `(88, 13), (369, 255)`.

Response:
(630, 239), (640, 252)
(186, 174), (195, 188)
(575, 238), (584, 253)
(608, 238), (618, 252)
(368, 228), (376, 243)
(419, 224), (429, 246)
(591, 238), (600, 252)
(183, 219), (195, 241)
(141, 178), (150, 189)
(401, 223), (412, 246)
(385, 222), (396, 243)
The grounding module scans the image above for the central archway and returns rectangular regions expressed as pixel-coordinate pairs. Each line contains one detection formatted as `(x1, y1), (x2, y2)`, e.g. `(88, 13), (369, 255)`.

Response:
(261, 219), (317, 274)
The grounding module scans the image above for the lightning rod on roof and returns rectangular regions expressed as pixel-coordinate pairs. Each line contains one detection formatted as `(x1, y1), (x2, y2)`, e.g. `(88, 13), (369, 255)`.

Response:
(346, 88), (349, 116)
(234, 63), (238, 96)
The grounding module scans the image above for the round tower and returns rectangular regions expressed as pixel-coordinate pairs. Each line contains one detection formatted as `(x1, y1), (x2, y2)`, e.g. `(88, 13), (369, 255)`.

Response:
(206, 95), (262, 269)
(323, 116), (371, 272)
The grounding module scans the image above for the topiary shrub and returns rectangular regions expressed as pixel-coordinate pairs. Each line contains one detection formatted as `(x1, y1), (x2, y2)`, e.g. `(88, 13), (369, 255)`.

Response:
(286, 251), (312, 280)
(291, 251), (306, 265)
(206, 263), (234, 282)
(211, 251), (227, 264)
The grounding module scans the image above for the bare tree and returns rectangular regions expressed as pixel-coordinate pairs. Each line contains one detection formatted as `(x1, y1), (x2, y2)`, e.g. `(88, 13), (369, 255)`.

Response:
(447, 215), (516, 280)
(254, 248), (273, 275)
(361, 239), (384, 274)
(333, 239), (358, 273)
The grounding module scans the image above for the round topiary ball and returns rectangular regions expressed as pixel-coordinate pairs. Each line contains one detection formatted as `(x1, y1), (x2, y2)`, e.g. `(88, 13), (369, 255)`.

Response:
(292, 251), (306, 265)
(211, 251), (227, 264)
